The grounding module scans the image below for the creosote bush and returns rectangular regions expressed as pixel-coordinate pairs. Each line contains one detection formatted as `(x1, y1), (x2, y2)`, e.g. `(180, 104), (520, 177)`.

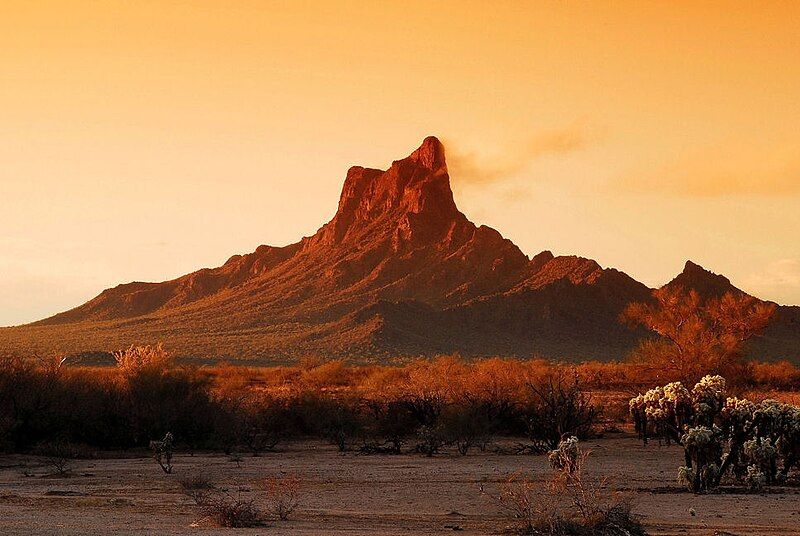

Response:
(34, 439), (82, 476)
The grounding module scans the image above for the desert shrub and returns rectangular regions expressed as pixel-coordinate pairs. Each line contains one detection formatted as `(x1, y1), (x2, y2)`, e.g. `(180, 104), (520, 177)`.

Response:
(179, 473), (216, 504)
(493, 472), (559, 533)
(630, 375), (800, 492)
(122, 363), (220, 450)
(486, 437), (645, 536)
(236, 393), (294, 456)
(115, 346), (222, 450)
(455, 358), (532, 435)
(414, 424), (448, 457)
(750, 361), (800, 391)
(303, 395), (365, 452)
(149, 432), (175, 474)
(58, 371), (134, 448)
(263, 474), (303, 520)
(34, 439), (83, 476)
(202, 493), (261, 527)
(114, 344), (173, 378)
(440, 403), (492, 455)
(523, 369), (600, 451)
(228, 451), (244, 468)
(299, 359), (355, 389)
(359, 399), (416, 454)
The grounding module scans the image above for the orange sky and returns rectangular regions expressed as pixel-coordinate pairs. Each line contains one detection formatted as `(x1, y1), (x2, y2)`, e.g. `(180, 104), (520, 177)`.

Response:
(1, 1), (799, 325)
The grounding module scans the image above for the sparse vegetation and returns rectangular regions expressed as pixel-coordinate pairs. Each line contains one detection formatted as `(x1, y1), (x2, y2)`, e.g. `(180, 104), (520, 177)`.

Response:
(263, 473), (303, 520)
(34, 439), (80, 476)
(202, 493), (262, 528)
(179, 472), (215, 505)
(486, 437), (646, 535)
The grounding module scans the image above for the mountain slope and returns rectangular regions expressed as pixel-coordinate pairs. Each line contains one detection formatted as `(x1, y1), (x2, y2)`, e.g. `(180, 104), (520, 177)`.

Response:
(663, 260), (800, 362)
(1, 137), (797, 363)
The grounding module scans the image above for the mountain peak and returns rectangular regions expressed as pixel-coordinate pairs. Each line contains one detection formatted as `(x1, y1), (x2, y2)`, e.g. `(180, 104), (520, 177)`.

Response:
(682, 260), (711, 274)
(665, 259), (740, 299)
(319, 137), (459, 246)
(407, 136), (446, 171)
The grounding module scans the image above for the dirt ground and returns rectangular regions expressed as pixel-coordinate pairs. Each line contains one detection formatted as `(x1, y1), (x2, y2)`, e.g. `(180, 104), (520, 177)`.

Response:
(0, 434), (798, 536)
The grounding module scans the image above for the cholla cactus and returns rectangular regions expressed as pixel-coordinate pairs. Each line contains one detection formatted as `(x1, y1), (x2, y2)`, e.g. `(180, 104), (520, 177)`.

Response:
(631, 375), (800, 493)
(744, 465), (766, 492)
(691, 375), (726, 425)
(677, 466), (694, 489)
(150, 432), (175, 474)
(630, 376), (722, 446)
(548, 436), (580, 475)
(720, 397), (756, 430)
(680, 426), (723, 492)
(630, 381), (694, 445)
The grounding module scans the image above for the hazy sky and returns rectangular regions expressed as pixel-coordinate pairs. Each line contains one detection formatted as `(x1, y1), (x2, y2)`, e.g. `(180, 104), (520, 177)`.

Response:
(2, 1), (799, 326)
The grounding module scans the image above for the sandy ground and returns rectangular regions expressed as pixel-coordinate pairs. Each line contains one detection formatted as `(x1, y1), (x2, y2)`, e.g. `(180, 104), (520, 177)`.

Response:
(0, 434), (798, 535)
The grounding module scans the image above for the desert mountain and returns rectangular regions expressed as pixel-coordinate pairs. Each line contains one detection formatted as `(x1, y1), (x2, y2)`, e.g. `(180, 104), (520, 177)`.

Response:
(1, 137), (796, 363)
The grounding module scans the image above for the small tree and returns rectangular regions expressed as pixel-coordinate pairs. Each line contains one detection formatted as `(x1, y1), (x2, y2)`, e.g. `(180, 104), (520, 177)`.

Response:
(623, 287), (775, 384)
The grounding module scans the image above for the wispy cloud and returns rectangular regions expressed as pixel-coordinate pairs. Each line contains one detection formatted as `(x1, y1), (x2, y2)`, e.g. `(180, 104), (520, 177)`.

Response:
(446, 123), (594, 186)
(743, 259), (800, 305)
(615, 141), (800, 197)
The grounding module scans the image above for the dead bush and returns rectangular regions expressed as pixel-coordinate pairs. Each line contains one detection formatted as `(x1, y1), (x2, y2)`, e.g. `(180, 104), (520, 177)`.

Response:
(263, 474), (303, 520)
(179, 473), (215, 505)
(34, 439), (81, 476)
(491, 472), (564, 535)
(202, 493), (261, 528)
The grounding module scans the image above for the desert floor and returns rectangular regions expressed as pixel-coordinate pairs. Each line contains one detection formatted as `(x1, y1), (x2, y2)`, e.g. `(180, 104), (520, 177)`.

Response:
(0, 434), (798, 535)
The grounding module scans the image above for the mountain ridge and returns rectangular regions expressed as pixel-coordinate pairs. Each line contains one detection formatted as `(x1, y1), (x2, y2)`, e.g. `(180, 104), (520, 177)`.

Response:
(2, 137), (797, 363)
